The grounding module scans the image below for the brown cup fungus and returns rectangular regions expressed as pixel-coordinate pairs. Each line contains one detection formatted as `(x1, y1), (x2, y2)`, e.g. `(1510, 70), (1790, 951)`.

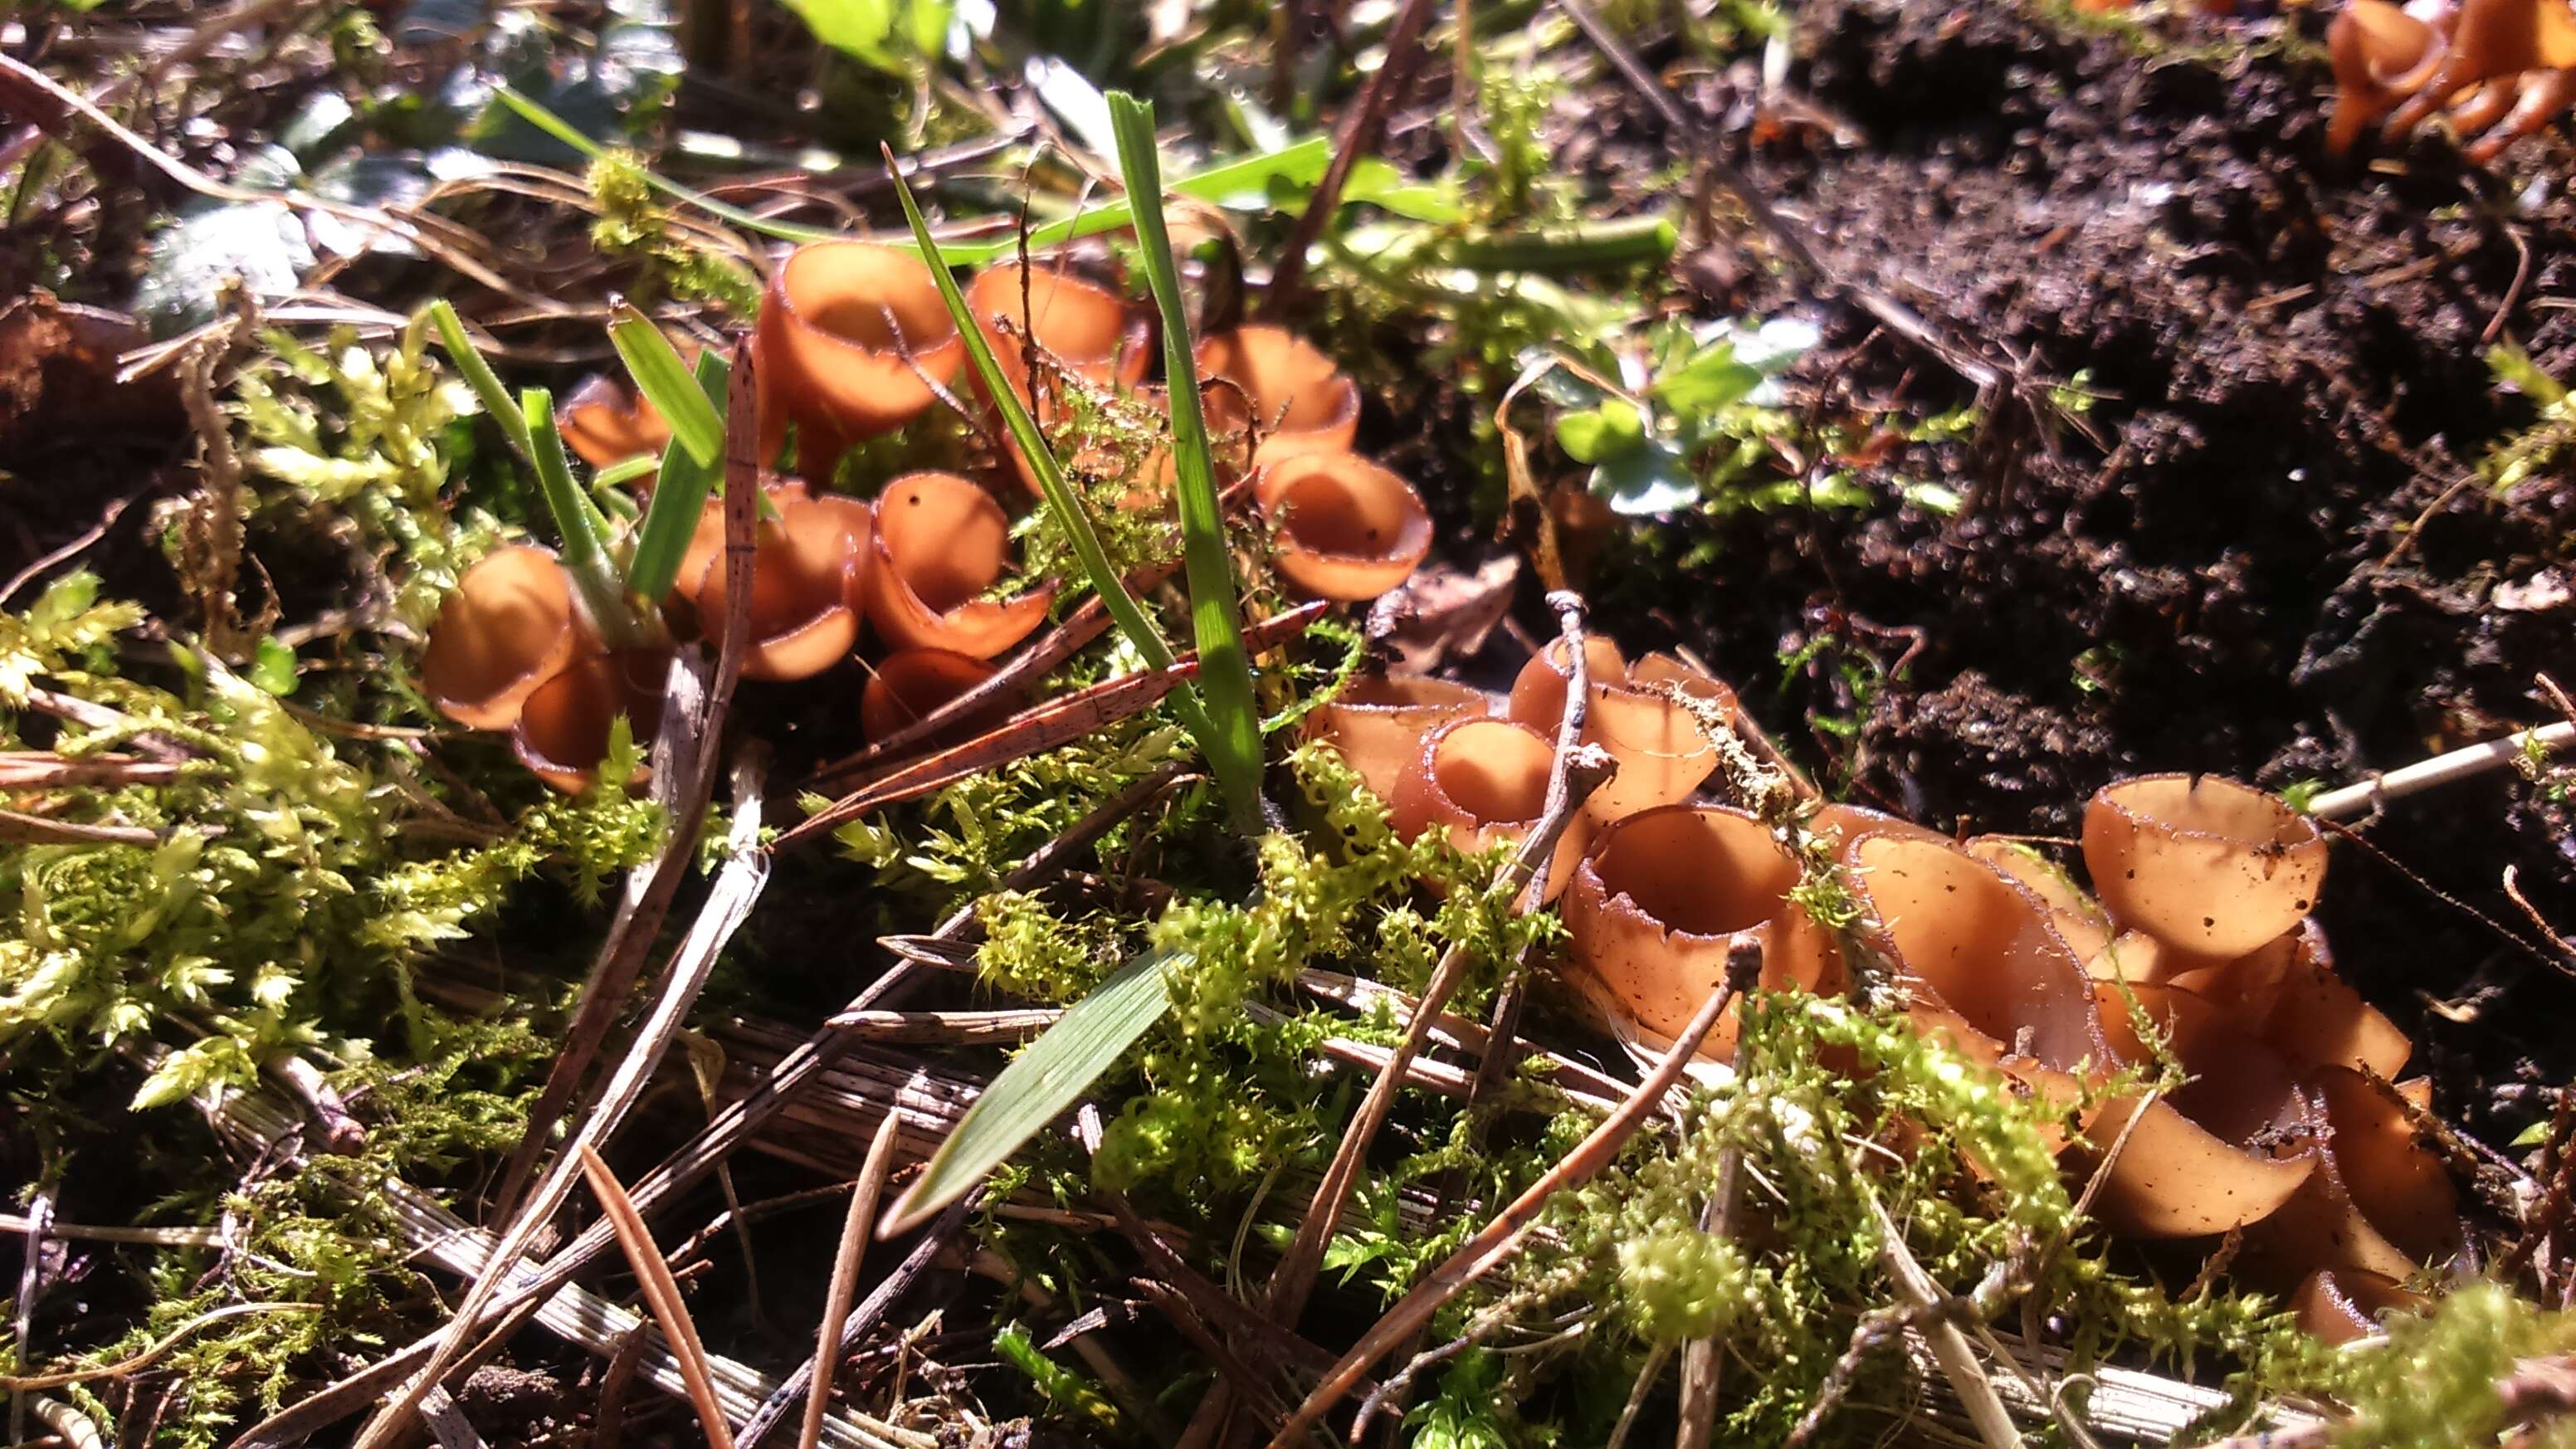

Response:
(1967, 838), (2117, 964)
(1263, 453), (1434, 603)
(757, 242), (964, 473)
(1561, 804), (1835, 1059)
(693, 486), (874, 681)
(2242, 1065), (2461, 1287)
(1194, 325), (1361, 464)
(1844, 834), (2110, 1113)
(964, 261), (1149, 397)
(1303, 674), (1494, 803)
(2292, 1266), (2427, 1345)
(1389, 717), (1588, 902)
(1507, 639), (1725, 824)
(512, 647), (671, 794)
(2081, 773), (2328, 961)
(420, 544), (590, 731)
(862, 471), (1051, 658)
(559, 373), (672, 470)
(2084, 983), (2321, 1239)
(2329, 0), (2576, 162)
(862, 648), (1007, 742)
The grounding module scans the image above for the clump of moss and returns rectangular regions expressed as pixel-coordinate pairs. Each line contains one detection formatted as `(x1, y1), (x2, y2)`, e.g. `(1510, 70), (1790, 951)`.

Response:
(586, 150), (759, 315)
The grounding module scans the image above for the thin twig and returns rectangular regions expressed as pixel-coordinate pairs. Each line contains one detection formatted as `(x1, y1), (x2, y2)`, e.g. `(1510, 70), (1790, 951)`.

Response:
(794, 1113), (906, 1449)
(1261, 0), (1441, 313)
(578, 1147), (738, 1449)
(1263, 944), (1761, 1449)
(2305, 720), (2575, 821)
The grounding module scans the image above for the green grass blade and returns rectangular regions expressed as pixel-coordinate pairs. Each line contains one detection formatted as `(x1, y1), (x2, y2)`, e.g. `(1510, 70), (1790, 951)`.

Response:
(625, 349), (731, 602)
(427, 300), (536, 461)
(879, 949), (1182, 1235)
(521, 387), (642, 647)
(1107, 92), (1266, 832)
(607, 304), (723, 467)
(881, 148), (1212, 743)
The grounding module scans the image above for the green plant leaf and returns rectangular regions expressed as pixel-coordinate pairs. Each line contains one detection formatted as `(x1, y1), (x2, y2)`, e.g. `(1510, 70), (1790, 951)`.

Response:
(880, 949), (1183, 1235)
(522, 387), (646, 648)
(1556, 399), (1645, 464)
(1651, 346), (1762, 419)
(426, 300), (537, 462)
(1108, 90), (1266, 833)
(625, 349), (730, 601)
(251, 636), (298, 696)
(607, 304), (720, 467)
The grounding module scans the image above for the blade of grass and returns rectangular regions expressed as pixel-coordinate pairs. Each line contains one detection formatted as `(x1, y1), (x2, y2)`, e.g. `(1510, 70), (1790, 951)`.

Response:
(878, 948), (1184, 1237)
(521, 387), (644, 648)
(427, 300), (535, 462)
(626, 349), (730, 601)
(607, 303), (722, 467)
(878, 146), (1231, 763)
(1107, 91), (1266, 832)
(491, 84), (1331, 262)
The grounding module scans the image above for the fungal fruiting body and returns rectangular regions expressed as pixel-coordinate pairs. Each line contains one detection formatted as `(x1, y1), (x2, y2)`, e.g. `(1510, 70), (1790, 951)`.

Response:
(963, 260), (1149, 399)
(756, 241), (963, 475)
(2082, 773), (2327, 962)
(1389, 716), (1590, 902)
(1561, 804), (1835, 1060)
(862, 648), (1009, 742)
(2329, 0), (2576, 162)
(513, 647), (670, 793)
(559, 374), (673, 470)
(1193, 324), (1362, 464)
(419, 544), (591, 731)
(1507, 639), (1726, 825)
(692, 483), (875, 681)
(1302, 673), (1495, 803)
(1261, 453), (1436, 603)
(862, 471), (1053, 658)
(2241, 1066), (2461, 1287)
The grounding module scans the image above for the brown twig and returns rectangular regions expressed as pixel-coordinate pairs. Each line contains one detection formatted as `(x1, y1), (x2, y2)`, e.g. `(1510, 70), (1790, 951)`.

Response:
(1263, 944), (1761, 1449)
(0, 810), (161, 846)
(1261, 0), (1441, 314)
(794, 1113), (906, 1449)
(577, 1146), (737, 1449)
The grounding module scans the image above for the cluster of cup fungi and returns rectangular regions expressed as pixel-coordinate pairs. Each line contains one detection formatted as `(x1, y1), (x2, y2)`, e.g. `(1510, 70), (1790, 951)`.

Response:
(1308, 660), (2456, 1344)
(418, 239), (1434, 790)
(2330, 0), (2576, 160)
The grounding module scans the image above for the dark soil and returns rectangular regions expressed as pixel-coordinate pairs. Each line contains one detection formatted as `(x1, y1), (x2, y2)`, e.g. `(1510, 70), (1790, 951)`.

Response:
(1594, 0), (2576, 1144)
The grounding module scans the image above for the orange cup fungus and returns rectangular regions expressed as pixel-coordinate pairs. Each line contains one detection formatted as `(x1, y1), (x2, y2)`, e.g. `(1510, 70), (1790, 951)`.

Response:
(1561, 804), (1835, 1059)
(963, 260), (1150, 398)
(512, 647), (670, 794)
(2081, 773), (2327, 962)
(2241, 1065), (2461, 1288)
(2328, 0), (2576, 163)
(419, 544), (592, 732)
(862, 648), (1011, 743)
(1262, 453), (1434, 603)
(692, 483), (874, 682)
(1302, 673), (1495, 803)
(1507, 639), (1729, 824)
(863, 471), (1053, 659)
(1194, 324), (1361, 465)
(559, 374), (672, 471)
(757, 241), (964, 473)
(1390, 716), (1589, 902)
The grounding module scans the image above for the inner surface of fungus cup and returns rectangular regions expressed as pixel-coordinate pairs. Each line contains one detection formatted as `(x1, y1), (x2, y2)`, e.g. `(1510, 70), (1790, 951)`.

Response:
(694, 486), (873, 681)
(2084, 982), (2322, 1239)
(862, 647), (1007, 742)
(1264, 453), (1434, 602)
(1508, 639), (1724, 824)
(1194, 324), (1361, 464)
(559, 374), (672, 470)
(2241, 1064), (2461, 1286)
(2082, 773), (2327, 961)
(757, 241), (964, 473)
(1304, 673), (1494, 803)
(1846, 833), (2109, 1109)
(512, 647), (670, 794)
(964, 261), (1149, 397)
(420, 544), (588, 731)
(1390, 716), (1588, 902)
(862, 471), (1052, 658)
(1562, 804), (1835, 1059)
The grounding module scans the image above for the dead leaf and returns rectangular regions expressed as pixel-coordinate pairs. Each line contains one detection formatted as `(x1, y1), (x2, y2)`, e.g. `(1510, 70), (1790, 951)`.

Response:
(0, 292), (181, 462)
(2495, 571), (2571, 613)
(1365, 555), (1520, 672)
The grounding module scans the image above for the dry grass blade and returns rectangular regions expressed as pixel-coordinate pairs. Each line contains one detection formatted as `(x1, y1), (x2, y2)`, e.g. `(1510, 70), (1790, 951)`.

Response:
(777, 602), (1323, 852)
(0, 810), (163, 846)
(578, 1146), (738, 1449)
(793, 1114), (906, 1449)
(1261, 947), (1759, 1449)
(0, 752), (184, 788)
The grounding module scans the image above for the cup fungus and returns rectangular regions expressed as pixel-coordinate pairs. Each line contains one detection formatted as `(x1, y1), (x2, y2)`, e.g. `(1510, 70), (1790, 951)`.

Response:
(1843, 834), (2110, 1109)
(1263, 453), (1435, 603)
(1194, 324), (1362, 464)
(511, 647), (670, 794)
(1560, 804), (1836, 1059)
(693, 485), (874, 681)
(1506, 640), (1725, 824)
(862, 471), (1052, 658)
(2292, 1266), (2427, 1345)
(2084, 983), (2322, 1239)
(2256, 941), (2413, 1081)
(1389, 716), (1588, 901)
(2242, 1065), (2461, 1286)
(559, 373), (671, 470)
(1303, 673), (1495, 803)
(2329, 0), (2576, 161)
(2081, 773), (2328, 962)
(757, 241), (964, 471)
(862, 647), (1008, 742)
(1966, 838), (2118, 964)
(420, 544), (591, 731)
(963, 261), (1150, 396)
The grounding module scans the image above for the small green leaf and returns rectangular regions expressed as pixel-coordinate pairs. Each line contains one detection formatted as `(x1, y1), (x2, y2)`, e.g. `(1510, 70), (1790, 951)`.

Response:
(251, 636), (298, 696)
(2514, 1119), (2554, 1150)
(879, 949), (1182, 1235)
(1555, 400), (1645, 464)
(608, 305), (721, 467)
(1651, 345), (1763, 419)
